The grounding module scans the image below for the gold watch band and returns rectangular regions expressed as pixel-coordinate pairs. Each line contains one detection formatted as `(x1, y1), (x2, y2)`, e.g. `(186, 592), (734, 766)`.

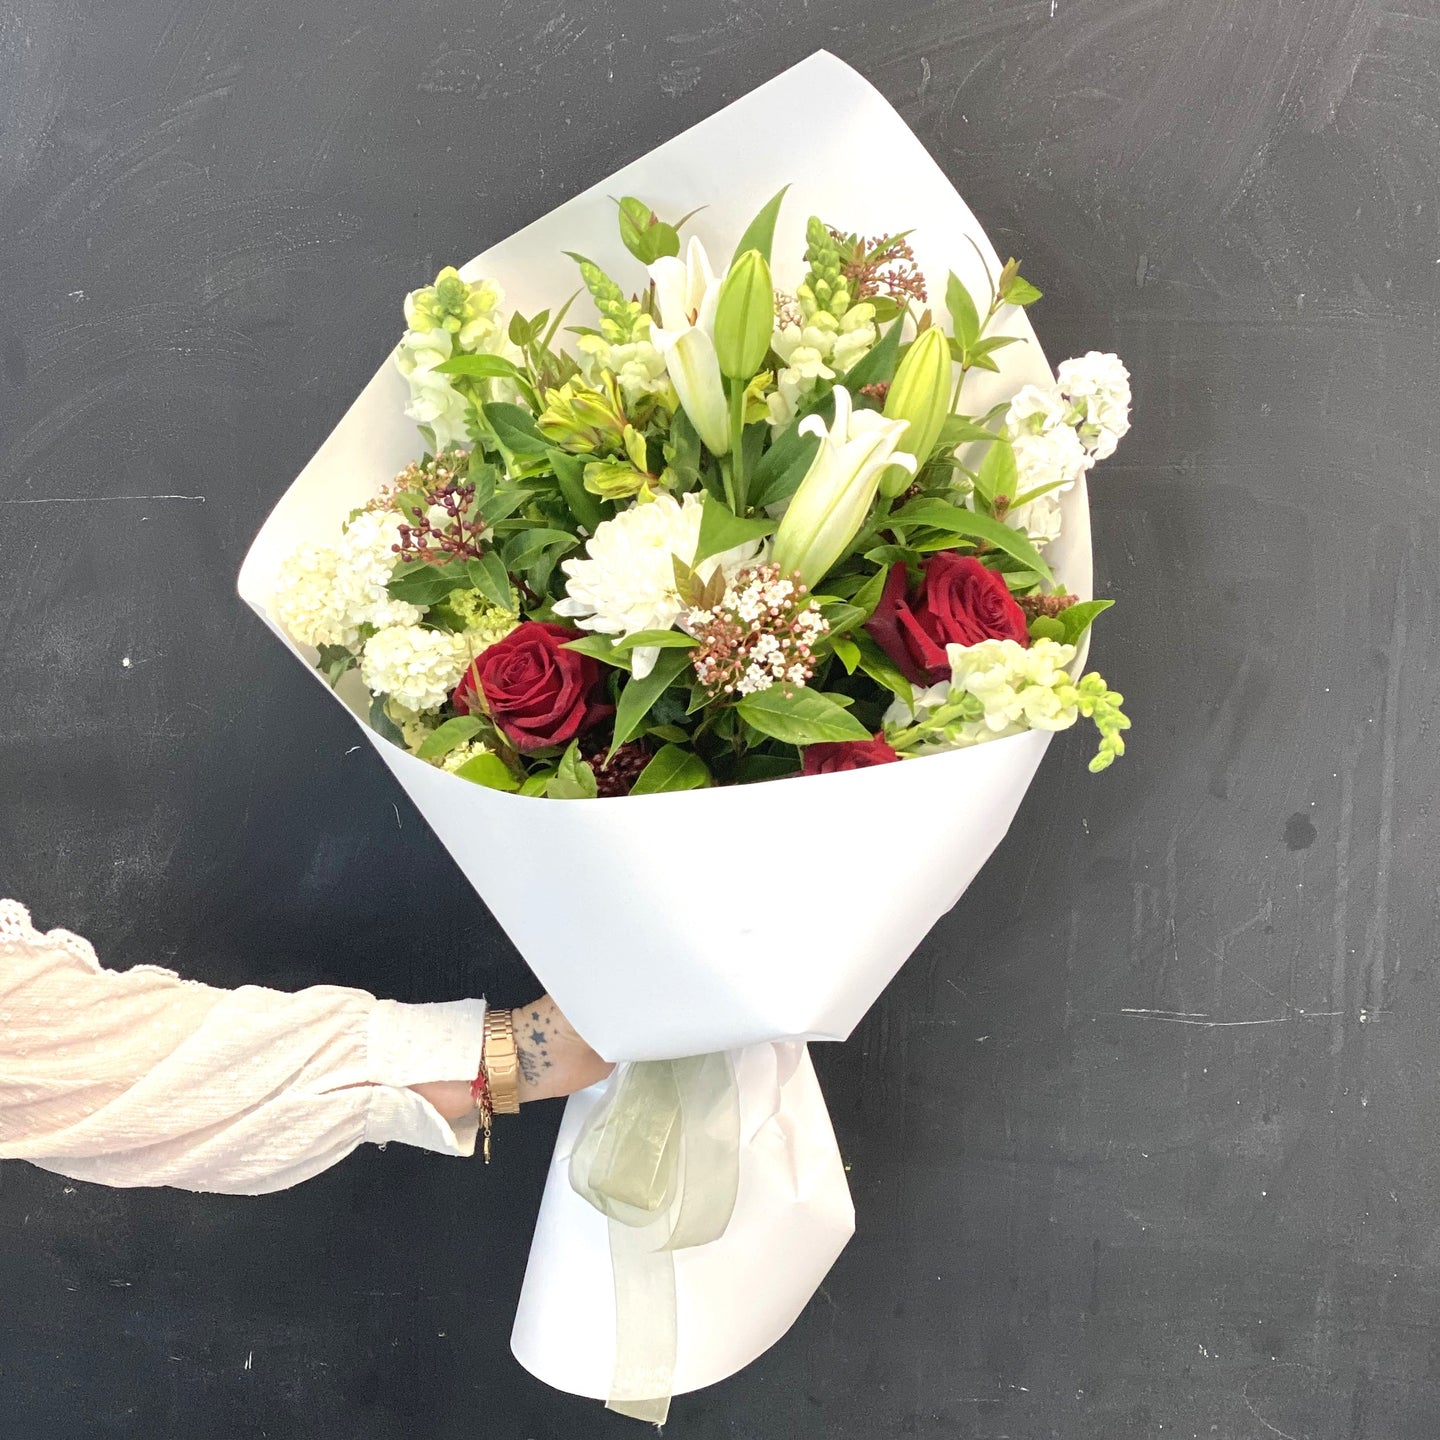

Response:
(482, 1008), (521, 1116)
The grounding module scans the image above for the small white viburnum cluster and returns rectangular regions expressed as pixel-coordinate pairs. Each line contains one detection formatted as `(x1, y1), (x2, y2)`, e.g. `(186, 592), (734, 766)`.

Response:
(358, 625), (472, 714)
(689, 563), (829, 697)
(1002, 351), (1132, 547)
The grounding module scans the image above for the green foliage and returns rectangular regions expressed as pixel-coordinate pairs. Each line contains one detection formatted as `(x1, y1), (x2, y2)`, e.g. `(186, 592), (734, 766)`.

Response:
(693, 492), (775, 564)
(735, 687), (871, 746)
(630, 744), (711, 794)
(368, 694), (406, 747)
(415, 716), (484, 760)
(546, 740), (599, 799)
(316, 644), (356, 687)
(454, 750), (522, 791)
(889, 498), (1055, 584)
(616, 196), (683, 264)
(611, 630), (698, 652)
(611, 648), (694, 754)
(748, 422), (821, 509)
(840, 315), (903, 392)
(731, 186), (789, 265)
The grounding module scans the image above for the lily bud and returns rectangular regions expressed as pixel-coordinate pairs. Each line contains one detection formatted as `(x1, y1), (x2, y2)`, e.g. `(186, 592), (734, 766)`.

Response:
(712, 249), (775, 380)
(879, 326), (952, 497)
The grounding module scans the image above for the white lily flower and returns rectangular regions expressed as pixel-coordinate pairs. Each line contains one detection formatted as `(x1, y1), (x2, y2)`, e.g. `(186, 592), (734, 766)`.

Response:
(772, 386), (917, 587)
(649, 237), (731, 455)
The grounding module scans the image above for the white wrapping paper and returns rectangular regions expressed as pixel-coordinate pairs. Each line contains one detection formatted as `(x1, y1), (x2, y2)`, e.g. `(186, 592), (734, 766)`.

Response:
(513, 1043), (852, 1400)
(238, 51), (1092, 1403)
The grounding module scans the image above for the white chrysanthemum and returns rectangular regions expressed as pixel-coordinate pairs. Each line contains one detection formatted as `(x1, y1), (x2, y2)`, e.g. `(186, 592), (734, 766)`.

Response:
(335, 510), (423, 633)
(273, 544), (353, 649)
(360, 625), (471, 713)
(766, 305), (877, 430)
(1058, 351), (1132, 460)
(395, 328), (473, 451)
(554, 492), (760, 679)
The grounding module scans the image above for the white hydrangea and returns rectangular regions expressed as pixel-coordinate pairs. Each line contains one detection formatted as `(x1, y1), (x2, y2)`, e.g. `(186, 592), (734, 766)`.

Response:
(576, 330), (671, 404)
(766, 305), (877, 430)
(554, 491), (760, 679)
(395, 328), (474, 452)
(359, 625), (471, 713)
(335, 510), (424, 634)
(1058, 351), (1132, 460)
(272, 545), (352, 649)
(441, 739), (494, 774)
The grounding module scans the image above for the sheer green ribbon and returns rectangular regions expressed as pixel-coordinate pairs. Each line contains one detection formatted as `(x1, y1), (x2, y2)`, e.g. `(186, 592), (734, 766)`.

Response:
(568, 1052), (742, 1424)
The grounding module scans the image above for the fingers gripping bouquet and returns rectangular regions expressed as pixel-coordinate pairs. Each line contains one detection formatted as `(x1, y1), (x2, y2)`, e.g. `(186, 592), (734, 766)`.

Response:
(239, 54), (1132, 1419)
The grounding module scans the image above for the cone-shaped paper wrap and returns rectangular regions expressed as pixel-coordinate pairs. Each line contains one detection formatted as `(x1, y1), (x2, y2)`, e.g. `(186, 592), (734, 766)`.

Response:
(237, 50), (1092, 1063)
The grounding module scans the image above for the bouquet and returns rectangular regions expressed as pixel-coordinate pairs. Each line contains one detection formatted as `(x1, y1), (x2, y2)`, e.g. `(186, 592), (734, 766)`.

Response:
(266, 199), (1129, 802)
(239, 52), (1132, 1419)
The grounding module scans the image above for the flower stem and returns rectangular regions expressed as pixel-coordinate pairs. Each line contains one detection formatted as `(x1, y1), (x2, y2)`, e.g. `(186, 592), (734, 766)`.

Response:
(727, 379), (748, 514)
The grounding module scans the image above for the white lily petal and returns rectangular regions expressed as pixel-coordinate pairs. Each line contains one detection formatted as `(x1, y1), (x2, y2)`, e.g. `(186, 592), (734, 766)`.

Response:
(666, 327), (731, 456)
(630, 644), (660, 681)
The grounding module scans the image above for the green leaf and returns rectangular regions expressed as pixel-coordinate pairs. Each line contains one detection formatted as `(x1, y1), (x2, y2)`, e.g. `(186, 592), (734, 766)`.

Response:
(415, 716), (484, 761)
(434, 353), (525, 381)
(550, 451), (605, 535)
(1028, 615), (1066, 643)
(617, 196), (681, 264)
(694, 491), (775, 564)
(973, 438), (1018, 508)
(748, 422), (821, 509)
(519, 770), (553, 797)
(938, 414), (999, 448)
(630, 743), (711, 795)
(561, 635), (631, 670)
(1002, 275), (1043, 307)
(316, 644), (356, 687)
(851, 631), (914, 709)
(967, 334), (1022, 361)
(832, 635), (861, 673)
(890, 498), (1054, 583)
(945, 272), (981, 352)
(736, 687), (871, 746)
(454, 750), (522, 792)
(736, 752), (801, 784)
(731, 185), (790, 265)
(464, 552), (514, 611)
(840, 314), (903, 392)
(1058, 598), (1114, 646)
(610, 630), (698, 652)
(545, 740), (599, 799)
(849, 565), (889, 621)
(504, 527), (578, 573)
(387, 558), (472, 606)
(508, 312), (537, 347)
(368, 694), (406, 747)
(611, 647), (694, 753)
(483, 401), (549, 456)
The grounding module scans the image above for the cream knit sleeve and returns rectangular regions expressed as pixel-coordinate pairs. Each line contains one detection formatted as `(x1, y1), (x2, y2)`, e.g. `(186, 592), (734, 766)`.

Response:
(0, 900), (485, 1195)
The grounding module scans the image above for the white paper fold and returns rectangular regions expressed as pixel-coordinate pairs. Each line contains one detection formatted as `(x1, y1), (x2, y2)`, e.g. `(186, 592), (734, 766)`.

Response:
(511, 1043), (854, 1400)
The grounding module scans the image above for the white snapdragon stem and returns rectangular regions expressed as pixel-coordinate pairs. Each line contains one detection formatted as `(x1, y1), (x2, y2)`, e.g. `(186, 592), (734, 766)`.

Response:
(771, 387), (916, 588)
(649, 237), (731, 456)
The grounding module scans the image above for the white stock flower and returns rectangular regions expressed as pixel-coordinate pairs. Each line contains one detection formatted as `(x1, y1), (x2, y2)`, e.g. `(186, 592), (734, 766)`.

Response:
(766, 306), (877, 431)
(360, 625), (471, 713)
(1058, 351), (1132, 460)
(1000, 380), (1091, 549)
(395, 327), (473, 451)
(335, 510), (423, 634)
(273, 544), (352, 649)
(949, 637), (1079, 736)
(576, 331), (671, 403)
(554, 491), (759, 679)
(648, 237), (730, 454)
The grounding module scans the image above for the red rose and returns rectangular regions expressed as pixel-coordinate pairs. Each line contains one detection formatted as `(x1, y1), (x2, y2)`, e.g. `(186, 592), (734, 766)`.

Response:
(800, 735), (902, 776)
(864, 553), (1029, 684)
(453, 622), (611, 753)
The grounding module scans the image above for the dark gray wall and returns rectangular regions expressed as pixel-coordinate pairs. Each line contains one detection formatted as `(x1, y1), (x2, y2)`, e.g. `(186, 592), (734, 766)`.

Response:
(3, 2), (1437, 1437)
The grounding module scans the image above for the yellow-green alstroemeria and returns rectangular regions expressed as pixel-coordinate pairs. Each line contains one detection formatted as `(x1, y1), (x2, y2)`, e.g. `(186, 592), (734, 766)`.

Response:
(772, 386), (917, 587)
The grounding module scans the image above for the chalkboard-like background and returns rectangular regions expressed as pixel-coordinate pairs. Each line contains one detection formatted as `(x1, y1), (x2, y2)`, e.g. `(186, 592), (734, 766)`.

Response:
(3, 3), (1438, 1437)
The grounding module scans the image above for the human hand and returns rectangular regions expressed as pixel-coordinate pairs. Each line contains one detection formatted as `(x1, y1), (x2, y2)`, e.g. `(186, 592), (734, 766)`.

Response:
(408, 995), (610, 1121)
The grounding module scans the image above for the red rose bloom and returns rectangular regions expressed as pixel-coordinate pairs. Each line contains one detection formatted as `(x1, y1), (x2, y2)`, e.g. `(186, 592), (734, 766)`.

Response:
(800, 735), (902, 776)
(864, 553), (1029, 684)
(453, 622), (610, 753)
